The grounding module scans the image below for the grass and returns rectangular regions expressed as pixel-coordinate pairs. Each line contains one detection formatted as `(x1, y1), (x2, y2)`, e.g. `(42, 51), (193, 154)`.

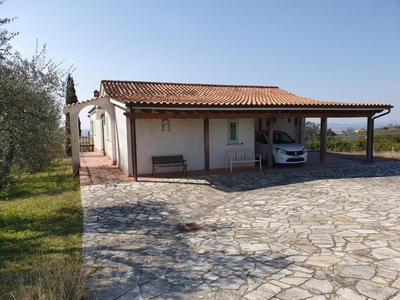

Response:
(368, 151), (400, 160)
(0, 159), (88, 300)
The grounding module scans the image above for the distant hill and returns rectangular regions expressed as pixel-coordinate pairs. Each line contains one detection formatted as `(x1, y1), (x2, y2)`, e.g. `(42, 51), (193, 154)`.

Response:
(306, 117), (399, 134)
(328, 119), (400, 133)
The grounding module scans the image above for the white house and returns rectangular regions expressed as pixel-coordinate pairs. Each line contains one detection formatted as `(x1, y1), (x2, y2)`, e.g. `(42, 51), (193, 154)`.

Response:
(64, 80), (392, 180)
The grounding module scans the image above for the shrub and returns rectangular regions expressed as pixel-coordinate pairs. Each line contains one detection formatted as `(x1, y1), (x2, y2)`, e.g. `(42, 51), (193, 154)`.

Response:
(306, 133), (400, 153)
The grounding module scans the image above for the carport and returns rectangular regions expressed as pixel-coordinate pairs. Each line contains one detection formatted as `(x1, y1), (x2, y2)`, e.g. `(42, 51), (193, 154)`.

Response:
(127, 110), (393, 180)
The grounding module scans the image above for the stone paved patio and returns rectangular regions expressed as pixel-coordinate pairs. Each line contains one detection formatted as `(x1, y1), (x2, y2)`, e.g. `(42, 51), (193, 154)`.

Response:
(81, 156), (400, 299)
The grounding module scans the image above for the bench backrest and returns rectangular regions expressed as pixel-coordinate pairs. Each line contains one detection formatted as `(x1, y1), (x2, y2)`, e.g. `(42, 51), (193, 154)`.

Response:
(152, 155), (184, 164)
(226, 150), (255, 161)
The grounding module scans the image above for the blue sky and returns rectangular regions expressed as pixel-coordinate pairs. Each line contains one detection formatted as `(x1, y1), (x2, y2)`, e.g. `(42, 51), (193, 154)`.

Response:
(3, 0), (400, 130)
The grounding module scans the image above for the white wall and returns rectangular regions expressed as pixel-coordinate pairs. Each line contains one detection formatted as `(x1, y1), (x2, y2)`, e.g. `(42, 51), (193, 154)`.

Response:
(104, 111), (113, 157)
(257, 117), (300, 141)
(133, 118), (256, 174)
(90, 110), (103, 151)
(114, 106), (130, 174)
(210, 119), (255, 169)
(135, 119), (204, 175)
(275, 118), (298, 140)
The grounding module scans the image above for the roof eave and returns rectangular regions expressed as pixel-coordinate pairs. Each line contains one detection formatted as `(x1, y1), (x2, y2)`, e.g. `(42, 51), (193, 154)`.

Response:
(125, 102), (393, 111)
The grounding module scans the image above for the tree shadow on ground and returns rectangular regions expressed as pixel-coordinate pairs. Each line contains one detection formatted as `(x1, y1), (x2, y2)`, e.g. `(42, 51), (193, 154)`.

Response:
(80, 155), (400, 299)
(82, 200), (298, 300)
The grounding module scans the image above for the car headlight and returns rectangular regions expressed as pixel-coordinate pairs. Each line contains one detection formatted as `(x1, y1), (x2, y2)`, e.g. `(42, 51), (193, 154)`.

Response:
(275, 147), (287, 154)
(302, 147), (307, 154)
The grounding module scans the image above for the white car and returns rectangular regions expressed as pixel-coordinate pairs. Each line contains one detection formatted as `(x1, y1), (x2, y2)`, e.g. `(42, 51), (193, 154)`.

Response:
(255, 131), (307, 164)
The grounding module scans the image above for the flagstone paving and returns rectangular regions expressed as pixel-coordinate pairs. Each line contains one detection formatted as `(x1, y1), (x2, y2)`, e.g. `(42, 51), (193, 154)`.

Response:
(81, 160), (400, 299)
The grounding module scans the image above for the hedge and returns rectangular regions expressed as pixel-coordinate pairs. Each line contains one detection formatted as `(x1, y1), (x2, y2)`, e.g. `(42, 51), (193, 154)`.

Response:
(305, 134), (400, 152)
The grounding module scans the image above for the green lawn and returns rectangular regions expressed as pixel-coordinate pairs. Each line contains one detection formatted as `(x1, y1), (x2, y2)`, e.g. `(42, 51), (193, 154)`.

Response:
(0, 159), (86, 299)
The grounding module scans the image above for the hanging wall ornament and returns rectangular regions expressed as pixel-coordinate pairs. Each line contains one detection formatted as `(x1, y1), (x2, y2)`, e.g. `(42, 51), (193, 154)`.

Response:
(162, 119), (170, 132)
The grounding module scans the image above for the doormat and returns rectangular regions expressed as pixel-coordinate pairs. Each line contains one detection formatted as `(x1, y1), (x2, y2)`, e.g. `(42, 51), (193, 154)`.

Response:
(175, 222), (202, 232)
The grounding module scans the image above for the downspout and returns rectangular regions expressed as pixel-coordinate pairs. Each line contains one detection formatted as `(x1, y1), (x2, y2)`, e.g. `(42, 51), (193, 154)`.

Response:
(368, 108), (392, 163)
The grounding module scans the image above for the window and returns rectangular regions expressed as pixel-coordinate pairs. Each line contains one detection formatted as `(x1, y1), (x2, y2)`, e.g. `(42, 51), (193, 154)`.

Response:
(105, 114), (109, 139)
(273, 132), (295, 144)
(90, 120), (94, 136)
(256, 133), (267, 144)
(227, 119), (239, 144)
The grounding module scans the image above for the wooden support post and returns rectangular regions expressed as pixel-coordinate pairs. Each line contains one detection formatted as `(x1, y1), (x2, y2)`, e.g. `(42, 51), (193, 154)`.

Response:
(298, 118), (305, 145)
(129, 108), (138, 181)
(367, 116), (374, 162)
(204, 118), (210, 172)
(320, 117), (327, 163)
(267, 118), (274, 168)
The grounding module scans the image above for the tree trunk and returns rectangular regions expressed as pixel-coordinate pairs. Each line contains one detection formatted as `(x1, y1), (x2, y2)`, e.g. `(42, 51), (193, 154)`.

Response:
(0, 135), (15, 190)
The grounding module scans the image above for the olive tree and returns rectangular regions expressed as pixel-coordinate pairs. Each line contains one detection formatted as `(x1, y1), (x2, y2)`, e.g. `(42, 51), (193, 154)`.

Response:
(305, 121), (320, 140)
(0, 27), (67, 190)
(0, 11), (18, 59)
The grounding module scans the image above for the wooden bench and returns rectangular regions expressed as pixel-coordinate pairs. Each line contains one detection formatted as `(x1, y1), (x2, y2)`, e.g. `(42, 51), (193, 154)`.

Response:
(79, 144), (94, 152)
(225, 149), (262, 172)
(152, 155), (187, 177)
(79, 136), (94, 152)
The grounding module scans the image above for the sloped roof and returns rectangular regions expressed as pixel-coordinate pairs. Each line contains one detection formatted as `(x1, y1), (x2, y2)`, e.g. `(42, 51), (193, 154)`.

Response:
(64, 80), (393, 114)
(98, 80), (392, 109)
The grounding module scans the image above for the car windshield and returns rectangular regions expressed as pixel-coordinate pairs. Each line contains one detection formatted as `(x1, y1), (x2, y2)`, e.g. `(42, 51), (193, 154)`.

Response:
(272, 132), (295, 144)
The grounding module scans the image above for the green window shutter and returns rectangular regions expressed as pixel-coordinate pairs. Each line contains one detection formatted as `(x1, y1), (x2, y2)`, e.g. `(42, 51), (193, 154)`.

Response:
(227, 119), (239, 144)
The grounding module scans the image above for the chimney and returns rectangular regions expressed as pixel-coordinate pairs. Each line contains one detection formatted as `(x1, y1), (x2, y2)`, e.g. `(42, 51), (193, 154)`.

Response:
(93, 90), (100, 98)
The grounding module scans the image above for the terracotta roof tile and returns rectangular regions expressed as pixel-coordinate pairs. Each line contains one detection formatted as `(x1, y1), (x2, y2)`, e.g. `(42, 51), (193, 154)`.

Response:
(64, 80), (392, 109)
(67, 97), (101, 107)
(99, 80), (391, 108)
